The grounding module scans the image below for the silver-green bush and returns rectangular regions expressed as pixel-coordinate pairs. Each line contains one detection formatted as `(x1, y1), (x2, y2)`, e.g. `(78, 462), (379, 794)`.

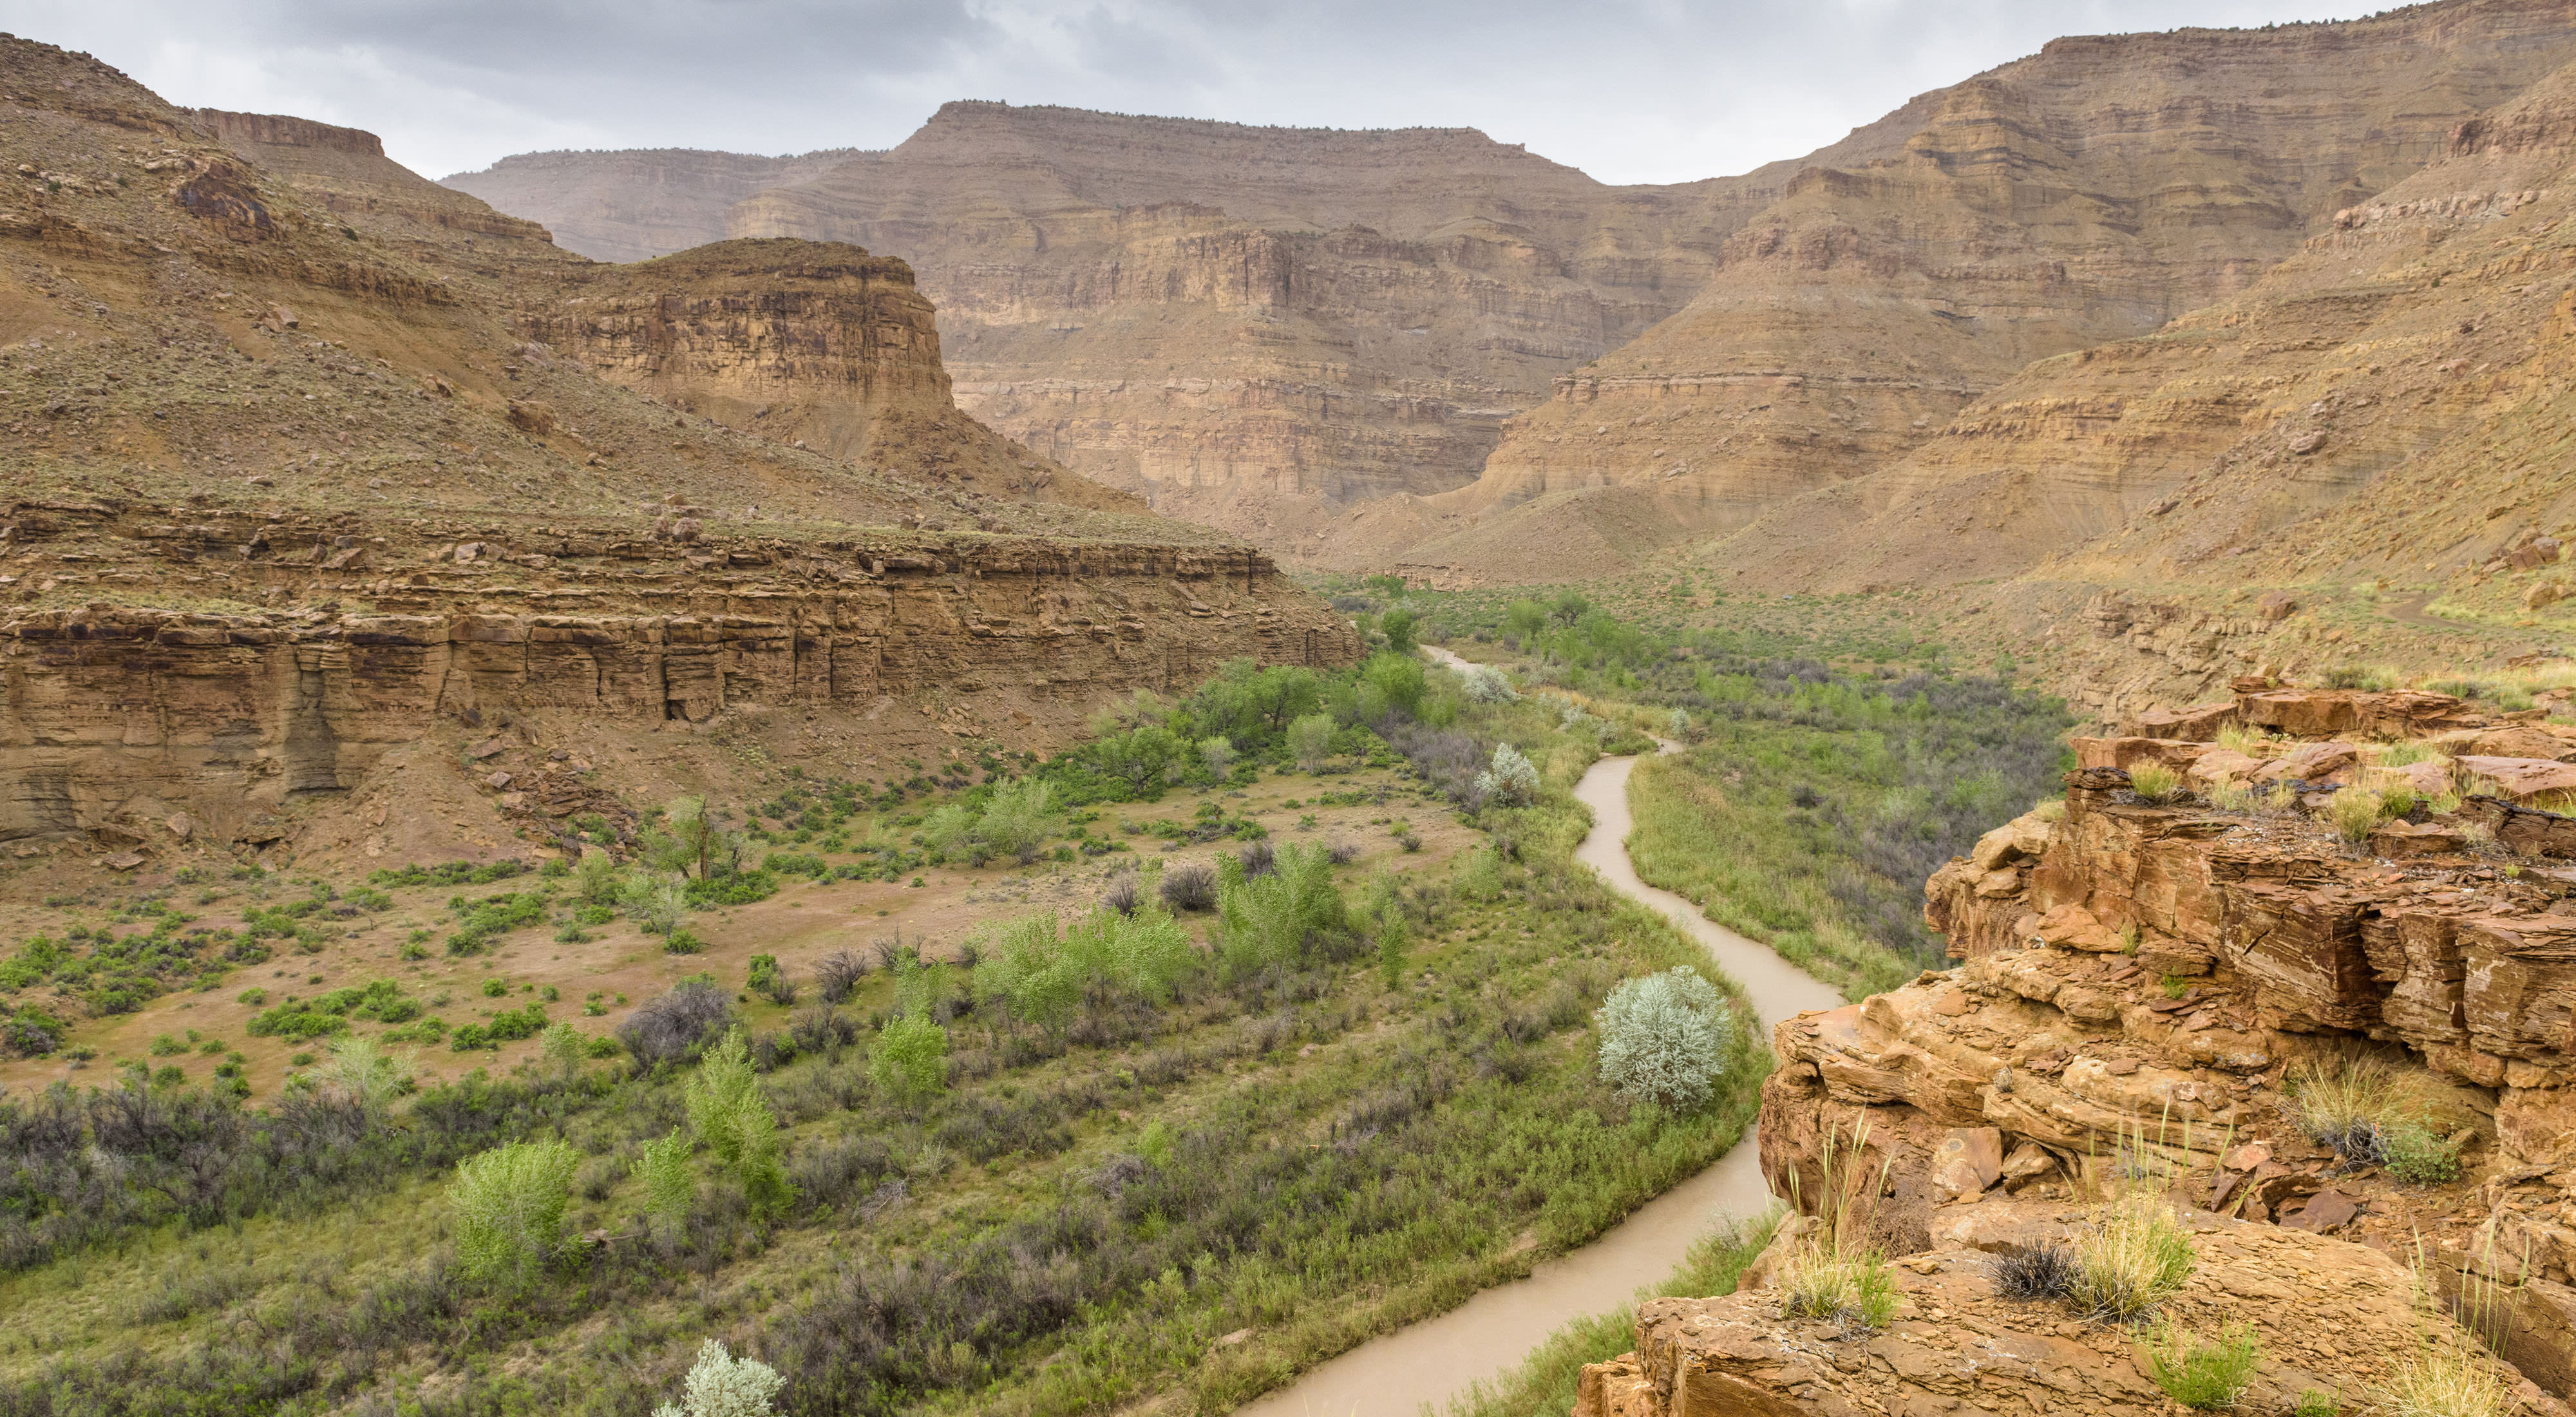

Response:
(1594, 967), (1732, 1110)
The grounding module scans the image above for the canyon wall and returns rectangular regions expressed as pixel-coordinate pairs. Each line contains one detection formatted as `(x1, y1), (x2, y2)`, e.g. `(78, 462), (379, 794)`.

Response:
(1403, 0), (2576, 582)
(1698, 47), (2576, 598)
(449, 102), (1879, 535)
(439, 146), (865, 264)
(509, 238), (1140, 509)
(0, 499), (1349, 846)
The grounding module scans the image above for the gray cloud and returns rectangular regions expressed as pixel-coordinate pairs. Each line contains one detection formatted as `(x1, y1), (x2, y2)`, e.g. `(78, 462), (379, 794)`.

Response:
(15, 0), (2371, 182)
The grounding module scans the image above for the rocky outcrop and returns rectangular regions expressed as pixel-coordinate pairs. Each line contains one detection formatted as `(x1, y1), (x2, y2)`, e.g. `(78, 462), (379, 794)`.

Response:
(0, 35), (1361, 864)
(198, 109), (564, 252)
(0, 499), (1356, 847)
(1580, 1195), (2565, 1417)
(1739, 681), (2576, 1402)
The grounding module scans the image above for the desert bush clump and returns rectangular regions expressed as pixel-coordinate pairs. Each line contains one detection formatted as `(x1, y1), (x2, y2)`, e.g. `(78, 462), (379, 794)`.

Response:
(618, 980), (734, 1069)
(449, 1138), (580, 1290)
(1160, 862), (1217, 912)
(1460, 665), (1517, 703)
(814, 949), (867, 1005)
(1989, 1241), (2079, 1300)
(2287, 1054), (2460, 1177)
(1779, 1248), (1899, 1331)
(2068, 1191), (2195, 1322)
(977, 777), (1062, 864)
(2125, 761), (2184, 804)
(2374, 1326), (2517, 1417)
(2137, 1318), (2260, 1410)
(654, 1338), (784, 1417)
(1594, 967), (1732, 1111)
(1474, 743), (1542, 808)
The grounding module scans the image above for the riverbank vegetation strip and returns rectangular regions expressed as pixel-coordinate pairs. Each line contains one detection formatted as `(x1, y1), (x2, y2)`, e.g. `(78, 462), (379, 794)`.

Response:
(0, 649), (1770, 1417)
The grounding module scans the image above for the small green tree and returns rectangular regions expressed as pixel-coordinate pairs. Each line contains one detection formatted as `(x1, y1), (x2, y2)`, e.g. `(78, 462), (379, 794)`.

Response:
(625, 871), (688, 935)
(318, 1034), (404, 1112)
(654, 1338), (784, 1417)
(1215, 842), (1345, 977)
(1502, 599), (1548, 641)
(540, 1022), (587, 1085)
(919, 803), (976, 855)
(871, 1013), (949, 1105)
(1286, 712), (1335, 772)
(1198, 735), (1237, 781)
(638, 1127), (694, 1241)
(1595, 967), (1732, 1110)
(450, 1138), (580, 1289)
(684, 1029), (793, 1215)
(976, 777), (1060, 864)
(575, 850), (622, 904)
(664, 795), (722, 879)
(1379, 607), (1419, 655)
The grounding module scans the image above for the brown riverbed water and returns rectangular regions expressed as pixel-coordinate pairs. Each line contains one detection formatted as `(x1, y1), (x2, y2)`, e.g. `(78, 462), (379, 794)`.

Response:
(1233, 689), (1843, 1417)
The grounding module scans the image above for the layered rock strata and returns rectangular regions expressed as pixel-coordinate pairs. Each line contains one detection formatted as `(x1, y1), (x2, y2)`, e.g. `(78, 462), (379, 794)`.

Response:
(509, 238), (1135, 507)
(1728, 680), (2576, 1399)
(1577, 1195), (2562, 1417)
(0, 498), (1354, 848)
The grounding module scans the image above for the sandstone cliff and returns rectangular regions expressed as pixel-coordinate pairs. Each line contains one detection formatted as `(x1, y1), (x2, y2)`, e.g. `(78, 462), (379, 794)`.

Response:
(1731, 681), (2576, 1403)
(509, 238), (1141, 509)
(0, 35), (1359, 864)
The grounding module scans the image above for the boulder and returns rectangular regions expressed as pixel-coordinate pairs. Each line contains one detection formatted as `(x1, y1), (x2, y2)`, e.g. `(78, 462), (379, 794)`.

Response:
(2132, 701), (2239, 739)
(2372, 819), (2465, 857)
(2458, 755), (2576, 803)
(1929, 1126), (2003, 1197)
(2257, 739), (2359, 784)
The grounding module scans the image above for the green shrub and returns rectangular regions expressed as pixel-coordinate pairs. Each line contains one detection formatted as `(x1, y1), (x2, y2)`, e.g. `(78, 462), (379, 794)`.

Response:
(1778, 1244), (1898, 1330)
(1214, 842), (1347, 977)
(2136, 1318), (2260, 1410)
(2383, 1119), (2464, 1184)
(449, 1139), (579, 1290)
(2329, 788), (2385, 846)
(1595, 967), (1733, 1111)
(869, 1013), (948, 1106)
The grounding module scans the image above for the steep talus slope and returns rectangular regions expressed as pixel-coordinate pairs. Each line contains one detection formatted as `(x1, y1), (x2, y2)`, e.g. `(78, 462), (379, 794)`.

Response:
(0, 35), (1356, 862)
(1396, 0), (2576, 580)
(440, 146), (864, 263)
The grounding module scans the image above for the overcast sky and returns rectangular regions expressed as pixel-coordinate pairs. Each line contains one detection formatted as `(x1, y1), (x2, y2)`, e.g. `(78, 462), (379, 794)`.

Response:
(18, 1), (2373, 184)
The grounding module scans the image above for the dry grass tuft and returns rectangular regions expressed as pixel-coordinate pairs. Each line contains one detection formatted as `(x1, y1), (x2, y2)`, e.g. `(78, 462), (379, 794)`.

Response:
(2126, 762), (2186, 804)
(2068, 1191), (2195, 1322)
